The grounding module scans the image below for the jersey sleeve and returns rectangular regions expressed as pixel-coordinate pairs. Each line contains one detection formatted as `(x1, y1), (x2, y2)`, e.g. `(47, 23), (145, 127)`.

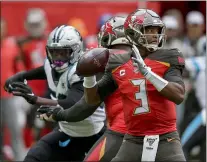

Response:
(105, 49), (132, 72)
(167, 49), (185, 68)
(97, 72), (118, 101)
(163, 49), (185, 87)
(96, 49), (131, 100)
(56, 96), (99, 122)
(23, 66), (46, 80)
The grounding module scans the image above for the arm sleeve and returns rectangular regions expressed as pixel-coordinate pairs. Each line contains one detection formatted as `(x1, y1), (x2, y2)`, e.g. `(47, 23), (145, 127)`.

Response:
(55, 96), (99, 122)
(94, 49), (130, 101)
(23, 66), (47, 80)
(97, 72), (118, 101)
(57, 81), (84, 109)
(164, 65), (185, 88)
(163, 48), (185, 88)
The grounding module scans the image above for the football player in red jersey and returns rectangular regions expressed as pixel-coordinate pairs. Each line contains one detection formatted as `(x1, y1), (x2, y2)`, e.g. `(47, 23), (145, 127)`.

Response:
(38, 16), (130, 161)
(82, 9), (186, 161)
(38, 9), (186, 161)
(84, 16), (128, 161)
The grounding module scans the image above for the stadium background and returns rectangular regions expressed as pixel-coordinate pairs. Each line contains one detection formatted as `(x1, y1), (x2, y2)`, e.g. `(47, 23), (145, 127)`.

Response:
(1, 1), (206, 36)
(1, 1), (206, 162)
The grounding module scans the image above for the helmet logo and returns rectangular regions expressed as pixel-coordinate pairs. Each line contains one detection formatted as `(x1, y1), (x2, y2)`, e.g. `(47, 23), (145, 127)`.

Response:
(104, 22), (116, 36)
(124, 14), (145, 29)
(132, 14), (145, 25)
(124, 15), (132, 29)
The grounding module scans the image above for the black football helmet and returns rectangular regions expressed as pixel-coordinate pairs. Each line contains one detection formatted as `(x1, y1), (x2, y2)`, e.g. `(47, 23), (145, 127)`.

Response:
(124, 9), (166, 52)
(98, 16), (130, 48)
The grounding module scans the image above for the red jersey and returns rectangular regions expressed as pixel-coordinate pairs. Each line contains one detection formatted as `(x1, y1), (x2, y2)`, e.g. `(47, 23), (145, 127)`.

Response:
(17, 36), (47, 96)
(104, 90), (127, 134)
(99, 49), (128, 134)
(103, 48), (185, 136)
(1, 37), (25, 98)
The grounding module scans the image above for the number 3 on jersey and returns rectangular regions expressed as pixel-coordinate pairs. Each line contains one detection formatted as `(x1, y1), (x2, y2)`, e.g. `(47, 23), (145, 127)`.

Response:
(131, 79), (150, 115)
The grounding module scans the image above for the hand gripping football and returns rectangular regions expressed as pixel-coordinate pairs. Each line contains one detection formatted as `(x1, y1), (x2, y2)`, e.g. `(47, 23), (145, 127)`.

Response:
(76, 48), (110, 77)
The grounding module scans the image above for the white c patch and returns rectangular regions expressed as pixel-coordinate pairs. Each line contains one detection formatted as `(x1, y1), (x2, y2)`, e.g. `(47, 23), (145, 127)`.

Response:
(120, 69), (125, 76)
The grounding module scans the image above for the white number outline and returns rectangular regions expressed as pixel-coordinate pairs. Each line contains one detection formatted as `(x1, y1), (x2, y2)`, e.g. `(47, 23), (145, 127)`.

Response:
(130, 79), (150, 115)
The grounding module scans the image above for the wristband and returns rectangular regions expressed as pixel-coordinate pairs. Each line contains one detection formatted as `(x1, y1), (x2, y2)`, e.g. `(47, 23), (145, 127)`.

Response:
(145, 71), (168, 92)
(83, 76), (97, 88)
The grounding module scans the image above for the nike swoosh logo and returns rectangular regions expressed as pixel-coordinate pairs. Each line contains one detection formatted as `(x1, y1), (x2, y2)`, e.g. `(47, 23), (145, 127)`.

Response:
(59, 139), (71, 147)
(167, 138), (175, 142)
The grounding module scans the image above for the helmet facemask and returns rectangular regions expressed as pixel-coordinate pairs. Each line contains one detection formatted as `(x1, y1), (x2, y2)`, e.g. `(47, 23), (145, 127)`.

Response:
(69, 43), (83, 64)
(126, 24), (166, 52)
(139, 25), (166, 52)
(46, 46), (73, 73)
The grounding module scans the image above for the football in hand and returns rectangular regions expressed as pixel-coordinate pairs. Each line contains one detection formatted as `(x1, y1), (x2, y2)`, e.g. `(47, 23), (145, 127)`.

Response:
(76, 48), (110, 77)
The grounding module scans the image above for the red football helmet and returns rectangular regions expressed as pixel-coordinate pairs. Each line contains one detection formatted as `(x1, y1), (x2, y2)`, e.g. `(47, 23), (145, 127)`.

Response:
(98, 16), (130, 48)
(124, 9), (166, 52)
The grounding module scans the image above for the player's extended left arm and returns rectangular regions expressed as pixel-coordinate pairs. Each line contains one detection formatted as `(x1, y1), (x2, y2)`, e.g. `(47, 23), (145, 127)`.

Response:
(37, 96), (100, 122)
(4, 66), (46, 93)
(11, 81), (84, 107)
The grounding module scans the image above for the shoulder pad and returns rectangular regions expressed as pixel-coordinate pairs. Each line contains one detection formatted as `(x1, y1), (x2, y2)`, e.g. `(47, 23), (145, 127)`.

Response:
(105, 49), (132, 72)
(44, 58), (50, 69)
(150, 48), (185, 67)
(167, 48), (185, 66)
(67, 63), (83, 87)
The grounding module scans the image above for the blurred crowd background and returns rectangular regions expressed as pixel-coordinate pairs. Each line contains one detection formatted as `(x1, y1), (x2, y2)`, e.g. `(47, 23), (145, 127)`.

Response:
(0, 1), (206, 162)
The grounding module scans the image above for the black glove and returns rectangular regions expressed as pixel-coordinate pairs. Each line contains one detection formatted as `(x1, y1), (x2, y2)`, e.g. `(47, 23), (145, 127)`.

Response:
(4, 71), (26, 93)
(37, 105), (63, 121)
(11, 82), (37, 104)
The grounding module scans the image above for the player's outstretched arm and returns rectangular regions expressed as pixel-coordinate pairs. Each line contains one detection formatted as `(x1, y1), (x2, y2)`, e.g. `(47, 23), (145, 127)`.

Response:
(21, 66), (47, 80)
(37, 96), (100, 122)
(11, 81), (57, 105)
(4, 66), (46, 92)
(11, 81), (84, 107)
(35, 81), (84, 107)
